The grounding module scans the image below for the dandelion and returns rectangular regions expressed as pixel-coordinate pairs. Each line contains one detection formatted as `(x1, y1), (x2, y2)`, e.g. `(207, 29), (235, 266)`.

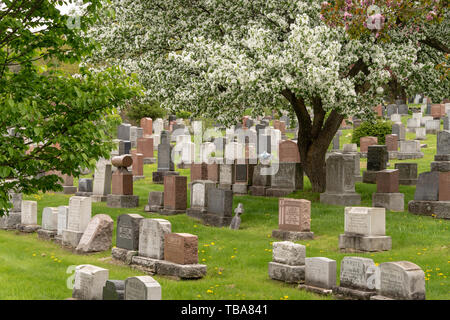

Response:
(218, 272), (222, 275)
(231, 255), (236, 259)
(284, 296), (289, 299)
(32, 253), (36, 257)
(207, 290), (213, 294)
(211, 242), (215, 246)
(197, 295), (201, 298)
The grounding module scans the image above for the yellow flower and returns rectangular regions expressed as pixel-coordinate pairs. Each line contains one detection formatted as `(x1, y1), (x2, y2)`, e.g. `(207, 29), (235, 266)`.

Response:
(218, 272), (222, 275)
(207, 290), (213, 294)
(436, 268), (440, 271)
(210, 242), (215, 245)
(32, 253), (36, 257)
(197, 295), (201, 298)
(284, 296), (289, 299)
(202, 258), (206, 262)
(193, 225), (198, 228)
(231, 255), (236, 259)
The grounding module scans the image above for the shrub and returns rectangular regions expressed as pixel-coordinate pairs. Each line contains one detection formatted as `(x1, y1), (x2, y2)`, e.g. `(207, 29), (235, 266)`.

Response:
(124, 100), (166, 124)
(351, 120), (392, 146)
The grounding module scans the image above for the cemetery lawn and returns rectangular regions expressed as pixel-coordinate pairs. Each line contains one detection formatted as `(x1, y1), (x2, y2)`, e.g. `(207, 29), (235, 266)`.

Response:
(0, 116), (449, 300)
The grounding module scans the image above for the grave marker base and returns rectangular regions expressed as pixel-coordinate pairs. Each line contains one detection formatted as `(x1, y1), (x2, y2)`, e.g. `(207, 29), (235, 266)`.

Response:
(271, 229), (314, 241)
(144, 205), (163, 212)
(370, 295), (394, 300)
(362, 170), (379, 184)
(399, 178), (417, 185)
(388, 151), (399, 159)
(268, 262), (305, 284)
(218, 183), (232, 190)
(339, 234), (392, 252)
(298, 284), (333, 296)
(132, 176), (145, 182)
(408, 200), (450, 219)
(397, 152), (424, 160)
(131, 256), (207, 279)
(159, 208), (186, 215)
(332, 286), (377, 300)
(320, 193), (361, 206)
(266, 188), (295, 197)
(232, 184), (248, 195)
(62, 230), (84, 248)
(61, 186), (77, 194)
(106, 195), (139, 208)
(17, 224), (40, 233)
(372, 193), (405, 212)
(37, 229), (57, 241)
(112, 247), (138, 265)
(75, 191), (93, 197)
(249, 186), (267, 196)
(186, 208), (206, 220)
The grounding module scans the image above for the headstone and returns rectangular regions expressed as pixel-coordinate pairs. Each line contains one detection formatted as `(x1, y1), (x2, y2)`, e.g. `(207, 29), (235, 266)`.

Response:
(118, 140), (131, 155)
(266, 162), (303, 197)
(72, 265), (109, 300)
(108, 155), (139, 208)
(373, 169), (404, 212)
(42, 207), (58, 231)
(203, 188), (233, 227)
(272, 198), (313, 240)
(140, 117), (153, 136)
(138, 219), (172, 259)
(103, 280), (125, 300)
(302, 257), (336, 291)
(385, 134), (398, 152)
(164, 233), (198, 265)
(57, 206), (69, 236)
(21, 200), (37, 225)
(360, 137), (378, 153)
(363, 145), (388, 184)
(117, 123), (131, 141)
(375, 261), (425, 300)
(229, 203), (244, 230)
(437, 131), (450, 155)
(76, 214), (114, 253)
(415, 127), (427, 140)
(279, 140), (300, 163)
(92, 159), (112, 202)
(125, 276), (161, 300)
(320, 153), (361, 206)
(339, 207), (391, 252)
(116, 214), (144, 250)
(425, 120), (440, 134)
(162, 175), (187, 214)
(414, 171), (439, 201)
(62, 196), (92, 247)
(336, 257), (378, 296)
(268, 241), (305, 284)
(392, 123), (406, 141)
(394, 163), (418, 185)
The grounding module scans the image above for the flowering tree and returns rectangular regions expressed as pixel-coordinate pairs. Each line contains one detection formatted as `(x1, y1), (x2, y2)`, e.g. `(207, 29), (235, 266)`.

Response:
(0, 0), (137, 215)
(88, 0), (448, 192)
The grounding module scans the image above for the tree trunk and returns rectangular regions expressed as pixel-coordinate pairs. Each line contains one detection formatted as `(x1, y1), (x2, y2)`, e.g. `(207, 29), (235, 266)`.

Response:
(282, 90), (344, 193)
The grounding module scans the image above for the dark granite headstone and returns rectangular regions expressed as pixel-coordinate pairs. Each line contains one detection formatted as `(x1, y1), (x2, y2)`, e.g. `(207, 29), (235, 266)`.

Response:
(414, 172), (440, 201)
(437, 131), (450, 155)
(119, 140), (131, 156)
(78, 178), (93, 192)
(367, 145), (388, 171)
(398, 104), (409, 115)
(117, 123), (131, 141)
(386, 104), (398, 118)
(116, 214), (144, 250)
(103, 280), (125, 300)
(207, 188), (233, 217)
(157, 143), (174, 172)
(235, 164), (248, 182)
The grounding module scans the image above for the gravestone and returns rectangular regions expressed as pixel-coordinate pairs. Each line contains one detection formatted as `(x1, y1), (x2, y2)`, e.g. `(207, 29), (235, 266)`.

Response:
(125, 276), (161, 300)
(268, 241), (305, 284)
(333, 257), (378, 300)
(118, 140), (131, 156)
(62, 196), (92, 248)
(363, 145), (388, 184)
(219, 163), (235, 190)
(56, 206), (69, 242)
(153, 131), (179, 183)
(299, 257), (336, 294)
(107, 155), (139, 208)
(186, 180), (216, 219)
(339, 207), (391, 252)
(394, 163), (418, 185)
(272, 198), (314, 240)
(360, 137), (378, 153)
(76, 214), (114, 253)
(116, 214), (144, 251)
(249, 163), (272, 196)
(371, 261), (425, 300)
(145, 191), (164, 212)
(425, 119), (440, 134)
(398, 140), (424, 160)
(372, 169), (404, 212)
(190, 163), (208, 181)
(103, 280), (125, 300)
(91, 159), (112, 202)
(18, 200), (40, 233)
(76, 178), (93, 196)
(161, 175), (187, 215)
(266, 163), (303, 197)
(164, 233), (198, 265)
(206, 163), (220, 182)
(392, 123), (406, 141)
(117, 123), (131, 141)
(320, 153), (361, 205)
(138, 219), (171, 259)
(414, 172), (439, 201)
(279, 140), (300, 163)
(37, 207), (59, 240)
(140, 117), (153, 136)
(229, 203), (244, 230)
(137, 137), (155, 164)
(342, 144), (362, 182)
(415, 127), (427, 140)
(72, 265), (109, 300)
(200, 188), (233, 227)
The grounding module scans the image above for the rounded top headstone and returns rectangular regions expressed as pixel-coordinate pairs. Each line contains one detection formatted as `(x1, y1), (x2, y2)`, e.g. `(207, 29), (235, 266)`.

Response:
(112, 155), (133, 168)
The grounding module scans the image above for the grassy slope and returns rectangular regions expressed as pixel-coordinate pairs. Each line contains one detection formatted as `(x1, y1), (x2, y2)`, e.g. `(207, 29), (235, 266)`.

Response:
(0, 115), (449, 300)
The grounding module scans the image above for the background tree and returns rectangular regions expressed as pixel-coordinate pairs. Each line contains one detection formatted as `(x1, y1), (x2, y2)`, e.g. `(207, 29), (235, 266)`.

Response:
(88, 0), (448, 192)
(0, 0), (138, 215)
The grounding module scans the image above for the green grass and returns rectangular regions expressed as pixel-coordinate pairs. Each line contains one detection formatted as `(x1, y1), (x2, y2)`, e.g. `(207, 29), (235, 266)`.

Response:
(0, 118), (449, 300)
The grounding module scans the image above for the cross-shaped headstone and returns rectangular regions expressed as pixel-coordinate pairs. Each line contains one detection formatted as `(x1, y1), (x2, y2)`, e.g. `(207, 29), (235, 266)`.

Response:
(229, 203), (244, 230)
